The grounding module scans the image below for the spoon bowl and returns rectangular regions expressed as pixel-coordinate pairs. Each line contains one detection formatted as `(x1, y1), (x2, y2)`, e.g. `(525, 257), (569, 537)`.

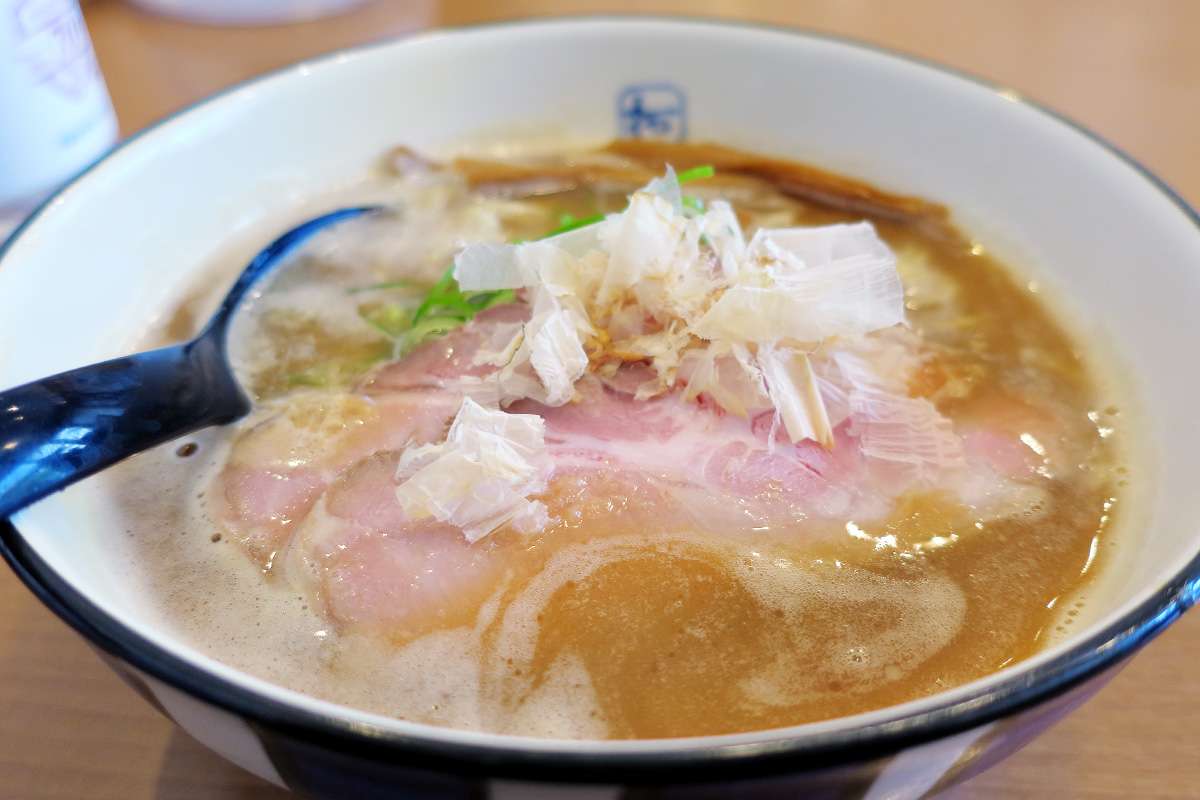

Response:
(0, 205), (378, 520)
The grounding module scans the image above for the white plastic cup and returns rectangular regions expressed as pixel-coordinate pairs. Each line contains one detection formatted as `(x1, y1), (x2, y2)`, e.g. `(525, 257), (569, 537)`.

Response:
(0, 0), (118, 218)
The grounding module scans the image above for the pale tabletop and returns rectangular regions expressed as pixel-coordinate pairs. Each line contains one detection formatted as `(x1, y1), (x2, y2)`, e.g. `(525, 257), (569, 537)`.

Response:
(2, 1), (1198, 798)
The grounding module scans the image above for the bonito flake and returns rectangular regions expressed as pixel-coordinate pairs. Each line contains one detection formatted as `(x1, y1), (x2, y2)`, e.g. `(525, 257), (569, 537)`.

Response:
(827, 345), (964, 481)
(450, 167), (939, 463)
(755, 344), (834, 448)
(394, 398), (552, 542)
(694, 223), (905, 344)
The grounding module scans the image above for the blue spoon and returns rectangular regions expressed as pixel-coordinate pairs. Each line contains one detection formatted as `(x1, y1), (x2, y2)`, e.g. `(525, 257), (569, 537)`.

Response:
(0, 206), (380, 520)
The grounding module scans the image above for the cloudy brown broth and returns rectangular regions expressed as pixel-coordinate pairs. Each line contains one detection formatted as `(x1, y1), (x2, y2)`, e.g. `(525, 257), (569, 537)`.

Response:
(108, 142), (1125, 739)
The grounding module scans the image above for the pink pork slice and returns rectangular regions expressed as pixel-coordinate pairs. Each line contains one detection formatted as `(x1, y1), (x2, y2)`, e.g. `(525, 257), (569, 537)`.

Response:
(281, 452), (515, 632)
(215, 305), (532, 560)
(216, 391), (460, 562)
(219, 304), (1052, 631)
(283, 377), (1047, 632)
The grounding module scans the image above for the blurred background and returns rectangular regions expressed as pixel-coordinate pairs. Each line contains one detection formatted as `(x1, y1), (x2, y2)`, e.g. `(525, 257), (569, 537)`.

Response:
(2, 1), (1199, 798)
(5, 1), (1200, 219)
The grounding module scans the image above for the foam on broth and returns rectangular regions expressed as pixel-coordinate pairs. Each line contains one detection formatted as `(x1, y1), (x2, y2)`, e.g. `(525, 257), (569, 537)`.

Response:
(103, 142), (1128, 739)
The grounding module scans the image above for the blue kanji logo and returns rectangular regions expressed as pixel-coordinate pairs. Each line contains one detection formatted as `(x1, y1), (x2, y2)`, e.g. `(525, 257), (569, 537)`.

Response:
(616, 83), (687, 141)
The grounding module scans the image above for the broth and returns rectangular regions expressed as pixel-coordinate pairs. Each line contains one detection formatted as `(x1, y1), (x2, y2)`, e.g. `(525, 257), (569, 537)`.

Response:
(107, 141), (1125, 739)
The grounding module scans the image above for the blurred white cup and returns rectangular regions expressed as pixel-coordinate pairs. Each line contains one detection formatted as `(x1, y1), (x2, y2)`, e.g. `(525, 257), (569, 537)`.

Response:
(0, 0), (117, 223)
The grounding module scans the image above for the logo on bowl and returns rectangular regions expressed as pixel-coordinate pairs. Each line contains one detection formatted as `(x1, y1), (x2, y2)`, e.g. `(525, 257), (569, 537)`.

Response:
(616, 83), (687, 141)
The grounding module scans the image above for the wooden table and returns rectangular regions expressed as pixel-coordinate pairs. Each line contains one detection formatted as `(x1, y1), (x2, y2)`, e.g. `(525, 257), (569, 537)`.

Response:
(2, 1), (1198, 797)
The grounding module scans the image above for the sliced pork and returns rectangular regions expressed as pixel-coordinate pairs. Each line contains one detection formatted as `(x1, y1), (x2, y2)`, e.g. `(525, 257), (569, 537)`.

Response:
(215, 312), (1052, 632)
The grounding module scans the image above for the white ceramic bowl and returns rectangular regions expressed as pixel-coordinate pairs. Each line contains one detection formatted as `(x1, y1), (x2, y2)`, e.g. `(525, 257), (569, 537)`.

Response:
(2, 18), (1198, 799)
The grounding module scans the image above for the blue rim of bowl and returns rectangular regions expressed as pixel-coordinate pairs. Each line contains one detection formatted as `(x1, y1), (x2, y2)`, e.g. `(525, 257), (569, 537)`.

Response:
(2, 15), (1199, 784)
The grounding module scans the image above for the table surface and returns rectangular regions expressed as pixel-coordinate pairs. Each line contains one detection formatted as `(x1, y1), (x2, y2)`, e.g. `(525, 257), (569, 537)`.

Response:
(3, 1), (1199, 798)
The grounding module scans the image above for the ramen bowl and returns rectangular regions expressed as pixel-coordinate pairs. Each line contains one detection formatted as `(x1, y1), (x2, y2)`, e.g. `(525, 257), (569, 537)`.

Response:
(1, 17), (1198, 799)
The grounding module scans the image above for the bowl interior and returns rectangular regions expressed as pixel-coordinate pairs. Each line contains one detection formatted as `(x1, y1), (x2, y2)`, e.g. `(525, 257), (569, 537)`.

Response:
(1, 18), (1198, 749)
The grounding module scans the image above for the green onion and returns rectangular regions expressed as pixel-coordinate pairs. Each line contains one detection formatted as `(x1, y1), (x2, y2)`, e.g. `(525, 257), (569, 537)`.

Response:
(410, 266), (462, 324)
(542, 212), (606, 238)
(284, 361), (344, 389)
(346, 279), (423, 294)
(359, 303), (412, 338)
(286, 369), (331, 388)
(368, 163), (718, 353)
(398, 315), (471, 355)
(676, 164), (716, 184)
(467, 288), (517, 311)
(285, 351), (388, 389)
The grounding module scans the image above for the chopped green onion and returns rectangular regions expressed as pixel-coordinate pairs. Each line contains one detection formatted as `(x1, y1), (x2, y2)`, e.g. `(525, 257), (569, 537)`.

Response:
(410, 266), (464, 324)
(677, 164), (715, 184)
(393, 164), (718, 351)
(285, 351), (388, 390)
(359, 303), (412, 337)
(286, 369), (331, 388)
(467, 288), (516, 311)
(346, 279), (423, 294)
(398, 315), (470, 355)
(285, 361), (344, 388)
(543, 212), (605, 238)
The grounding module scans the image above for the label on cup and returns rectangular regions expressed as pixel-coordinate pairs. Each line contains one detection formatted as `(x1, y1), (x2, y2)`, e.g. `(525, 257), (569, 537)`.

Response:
(0, 0), (118, 211)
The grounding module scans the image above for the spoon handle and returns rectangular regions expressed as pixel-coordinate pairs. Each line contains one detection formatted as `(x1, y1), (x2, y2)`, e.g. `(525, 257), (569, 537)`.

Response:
(0, 337), (248, 520)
